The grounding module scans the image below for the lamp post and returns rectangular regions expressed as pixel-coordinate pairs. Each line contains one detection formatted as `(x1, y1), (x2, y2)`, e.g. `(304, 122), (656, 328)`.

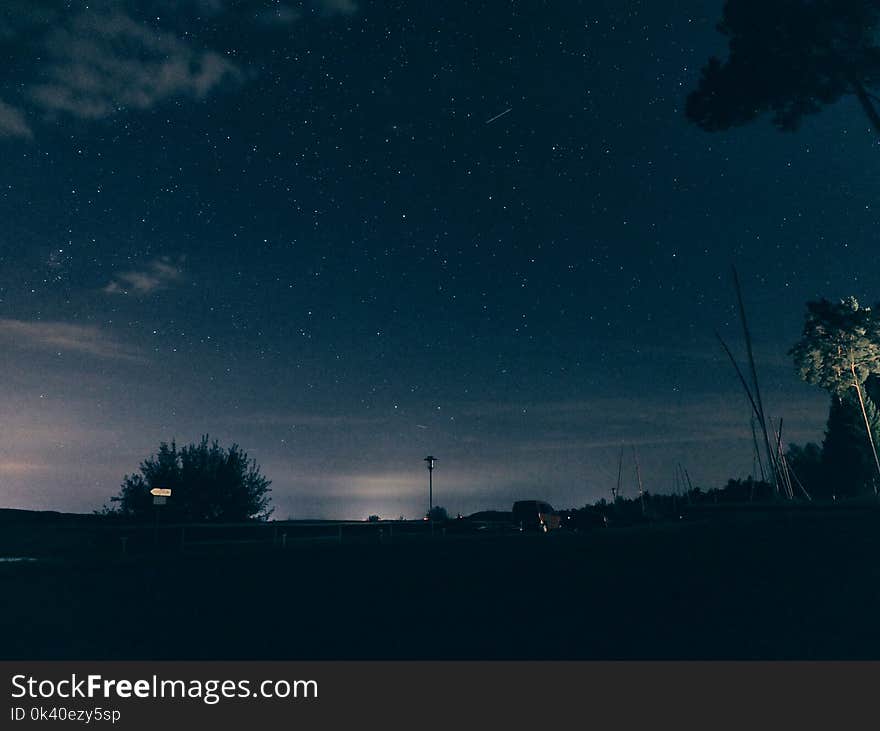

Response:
(424, 455), (436, 519)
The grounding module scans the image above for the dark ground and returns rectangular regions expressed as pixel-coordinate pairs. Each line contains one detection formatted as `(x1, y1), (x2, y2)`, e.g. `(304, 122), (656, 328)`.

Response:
(3, 509), (880, 660)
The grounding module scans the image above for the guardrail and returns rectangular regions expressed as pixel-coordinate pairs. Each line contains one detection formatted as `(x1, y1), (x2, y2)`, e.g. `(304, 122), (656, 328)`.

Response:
(109, 519), (452, 555)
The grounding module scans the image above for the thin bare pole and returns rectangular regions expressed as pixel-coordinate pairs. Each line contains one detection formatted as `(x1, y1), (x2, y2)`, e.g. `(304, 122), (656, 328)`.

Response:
(633, 445), (646, 516)
(732, 266), (780, 494)
(850, 360), (880, 494)
(670, 466), (677, 516)
(770, 418), (786, 498)
(716, 331), (761, 420)
(715, 331), (779, 493)
(681, 465), (694, 504)
(771, 418), (794, 500)
(615, 446), (624, 501)
(785, 457), (812, 501)
(750, 416), (766, 483)
(749, 416), (766, 502)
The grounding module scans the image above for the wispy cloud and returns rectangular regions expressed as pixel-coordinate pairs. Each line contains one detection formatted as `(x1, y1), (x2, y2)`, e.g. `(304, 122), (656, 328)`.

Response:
(0, 99), (32, 138)
(0, 460), (52, 476)
(255, 3), (302, 26)
(249, 1), (357, 21)
(0, 319), (144, 362)
(226, 411), (386, 428)
(104, 256), (184, 295)
(0, 1), (360, 140)
(317, 0), (358, 16)
(0, 3), (241, 137)
(29, 9), (240, 122)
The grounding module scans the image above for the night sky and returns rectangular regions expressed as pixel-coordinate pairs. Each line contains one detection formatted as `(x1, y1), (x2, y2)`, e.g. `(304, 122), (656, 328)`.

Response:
(1, 0), (877, 519)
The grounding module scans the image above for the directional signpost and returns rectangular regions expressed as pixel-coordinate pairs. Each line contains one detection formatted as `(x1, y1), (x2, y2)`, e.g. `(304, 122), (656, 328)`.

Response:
(151, 488), (171, 546)
(151, 487), (172, 506)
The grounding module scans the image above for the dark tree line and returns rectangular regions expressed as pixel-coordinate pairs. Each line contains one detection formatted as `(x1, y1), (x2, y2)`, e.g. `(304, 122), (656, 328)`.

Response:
(560, 477), (778, 530)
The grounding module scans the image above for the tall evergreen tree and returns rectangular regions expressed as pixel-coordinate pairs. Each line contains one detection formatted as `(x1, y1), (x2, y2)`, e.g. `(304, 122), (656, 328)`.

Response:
(790, 297), (880, 495)
(784, 441), (824, 498)
(821, 394), (880, 496)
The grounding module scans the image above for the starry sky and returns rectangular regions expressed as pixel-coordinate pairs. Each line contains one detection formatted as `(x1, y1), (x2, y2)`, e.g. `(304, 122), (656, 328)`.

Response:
(1, 0), (878, 519)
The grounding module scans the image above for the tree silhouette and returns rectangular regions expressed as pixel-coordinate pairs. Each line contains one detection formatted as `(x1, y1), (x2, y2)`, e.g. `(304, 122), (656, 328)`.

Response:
(821, 394), (880, 496)
(109, 436), (273, 522)
(790, 297), (880, 493)
(428, 505), (449, 521)
(687, 1), (880, 135)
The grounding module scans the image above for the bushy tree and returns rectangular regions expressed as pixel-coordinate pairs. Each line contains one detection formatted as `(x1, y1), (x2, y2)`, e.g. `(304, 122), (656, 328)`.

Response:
(109, 436), (273, 522)
(790, 298), (880, 494)
(687, 1), (880, 136)
(428, 505), (449, 522)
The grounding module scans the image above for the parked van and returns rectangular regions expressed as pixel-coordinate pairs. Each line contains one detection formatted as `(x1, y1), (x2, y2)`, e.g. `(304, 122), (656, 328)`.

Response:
(512, 500), (560, 533)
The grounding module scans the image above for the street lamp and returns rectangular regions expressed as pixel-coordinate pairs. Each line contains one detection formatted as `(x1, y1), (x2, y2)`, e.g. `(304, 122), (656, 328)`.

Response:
(424, 455), (436, 518)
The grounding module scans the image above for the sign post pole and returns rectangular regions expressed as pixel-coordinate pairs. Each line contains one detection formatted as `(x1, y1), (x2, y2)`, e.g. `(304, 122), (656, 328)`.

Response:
(150, 488), (172, 548)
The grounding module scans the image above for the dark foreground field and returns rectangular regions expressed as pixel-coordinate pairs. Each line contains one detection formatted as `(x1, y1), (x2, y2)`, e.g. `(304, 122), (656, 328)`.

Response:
(4, 509), (880, 659)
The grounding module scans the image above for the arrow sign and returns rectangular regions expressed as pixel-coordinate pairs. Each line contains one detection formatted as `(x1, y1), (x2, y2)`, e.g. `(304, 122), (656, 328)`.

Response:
(150, 488), (172, 497)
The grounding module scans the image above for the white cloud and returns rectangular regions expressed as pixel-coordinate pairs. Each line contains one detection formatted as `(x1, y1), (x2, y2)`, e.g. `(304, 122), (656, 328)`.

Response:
(0, 319), (144, 361)
(104, 256), (184, 295)
(0, 1), (361, 141)
(28, 9), (241, 122)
